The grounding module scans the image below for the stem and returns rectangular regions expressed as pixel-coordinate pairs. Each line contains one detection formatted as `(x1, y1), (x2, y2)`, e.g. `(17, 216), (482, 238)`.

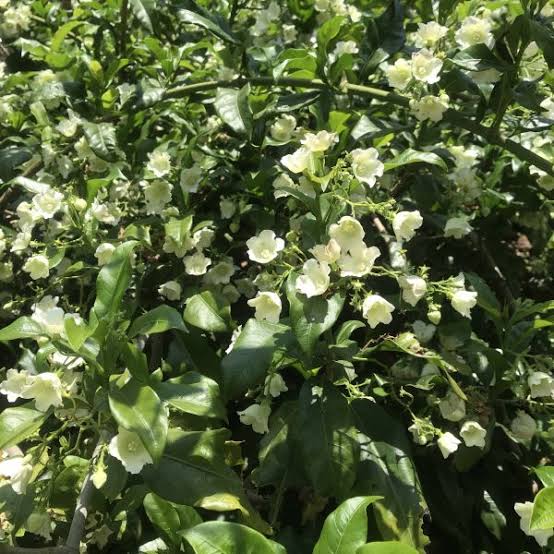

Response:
(165, 77), (554, 176)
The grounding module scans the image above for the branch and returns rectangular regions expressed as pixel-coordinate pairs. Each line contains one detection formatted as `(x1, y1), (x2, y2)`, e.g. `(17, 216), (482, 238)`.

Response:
(165, 77), (554, 177)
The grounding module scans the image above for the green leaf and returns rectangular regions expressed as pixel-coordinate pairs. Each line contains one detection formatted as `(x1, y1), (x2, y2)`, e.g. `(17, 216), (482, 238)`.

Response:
(535, 466), (554, 488)
(64, 317), (91, 351)
(130, 0), (156, 32)
(182, 521), (283, 554)
(222, 319), (294, 399)
(128, 305), (187, 337)
(214, 86), (253, 136)
(465, 273), (501, 320)
(0, 317), (44, 341)
(0, 405), (49, 450)
(154, 372), (226, 420)
(82, 122), (118, 162)
(313, 496), (382, 554)
(384, 149), (447, 171)
(51, 20), (83, 51)
(286, 273), (345, 356)
(109, 378), (168, 463)
(351, 399), (428, 548)
(178, 9), (240, 45)
(92, 241), (138, 322)
(295, 382), (359, 499)
(183, 291), (231, 332)
(529, 19), (554, 69)
(357, 542), (419, 554)
(531, 487), (554, 530)
(144, 492), (201, 546)
(452, 45), (510, 73)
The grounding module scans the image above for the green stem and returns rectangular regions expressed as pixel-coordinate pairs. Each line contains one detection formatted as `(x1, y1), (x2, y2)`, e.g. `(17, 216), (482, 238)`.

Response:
(165, 77), (554, 176)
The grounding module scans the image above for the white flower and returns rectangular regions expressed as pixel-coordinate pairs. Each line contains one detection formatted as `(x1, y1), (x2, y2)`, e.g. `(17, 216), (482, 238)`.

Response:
(90, 200), (120, 225)
(94, 243), (115, 266)
(32, 188), (63, 219)
(384, 58), (412, 90)
(392, 210), (423, 242)
(183, 252), (211, 275)
(460, 421), (486, 448)
(23, 254), (50, 280)
(264, 373), (288, 398)
(283, 24), (297, 43)
(237, 403), (271, 434)
(219, 198), (236, 219)
(31, 296), (65, 335)
(455, 16), (494, 49)
(270, 115), (296, 142)
(451, 290), (477, 318)
(57, 118), (78, 137)
(204, 259), (235, 285)
(180, 164), (203, 194)
(540, 97), (554, 120)
(514, 502), (554, 546)
(16, 201), (38, 231)
(414, 22), (448, 48)
(0, 369), (33, 402)
(362, 294), (395, 328)
(398, 275), (427, 306)
(528, 372), (554, 398)
(158, 280), (181, 301)
(281, 146), (312, 173)
(108, 427), (153, 474)
(0, 455), (33, 494)
(439, 391), (466, 422)
(296, 259), (331, 297)
(411, 49), (443, 84)
(301, 130), (337, 152)
(143, 180), (172, 214)
(146, 151), (171, 177)
(338, 244), (381, 277)
(410, 94), (449, 122)
(329, 216), (365, 251)
(310, 239), (341, 264)
(510, 411), (537, 441)
(350, 148), (384, 187)
(192, 228), (215, 250)
(444, 216), (472, 238)
(21, 373), (64, 412)
(438, 432), (461, 459)
(408, 421), (433, 445)
(273, 174), (296, 199)
(246, 230), (285, 264)
(247, 292), (282, 323)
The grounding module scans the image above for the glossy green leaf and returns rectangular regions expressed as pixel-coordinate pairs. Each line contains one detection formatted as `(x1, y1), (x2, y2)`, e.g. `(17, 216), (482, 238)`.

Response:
(535, 466), (554, 488)
(530, 486), (554, 530)
(82, 122), (118, 161)
(183, 291), (231, 332)
(313, 496), (381, 554)
(214, 86), (253, 136)
(357, 541), (419, 554)
(128, 304), (187, 337)
(178, 9), (240, 45)
(0, 317), (44, 341)
(130, 0), (156, 32)
(384, 149), (447, 171)
(0, 405), (49, 450)
(51, 20), (83, 51)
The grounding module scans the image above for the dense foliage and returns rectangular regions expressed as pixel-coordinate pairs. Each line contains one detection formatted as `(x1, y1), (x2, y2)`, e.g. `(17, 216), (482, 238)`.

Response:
(0, 0), (553, 552)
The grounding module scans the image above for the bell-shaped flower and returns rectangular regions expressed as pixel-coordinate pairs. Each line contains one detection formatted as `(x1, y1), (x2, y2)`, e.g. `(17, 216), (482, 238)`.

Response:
(398, 275), (427, 306)
(455, 16), (494, 49)
(350, 148), (384, 187)
(514, 502), (554, 546)
(310, 239), (341, 264)
(392, 210), (423, 242)
(451, 290), (477, 318)
(264, 373), (288, 398)
(383, 58), (412, 90)
(247, 292), (282, 323)
(183, 251), (211, 275)
(270, 114), (296, 142)
(300, 130), (337, 152)
(438, 391), (466, 422)
(108, 427), (153, 474)
(246, 230), (285, 264)
(411, 48), (443, 84)
(329, 216), (365, 251)
(281, 146), (312, 173)
(21, 372), (64, 412)
(528, 371), (554, 398)
(338, 243), (381, 277)
(510, 411), (537, 441)
(437, 432), (461, 459)
(296, 259), (331, 298)
(237, 402), (271, 434)
(460, 420), (486, 448)
(23, 254), (50, 280)
(362, 294), (395, 328)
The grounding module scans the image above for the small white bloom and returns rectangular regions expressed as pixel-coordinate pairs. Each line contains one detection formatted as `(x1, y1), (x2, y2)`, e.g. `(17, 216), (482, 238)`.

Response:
(437, 432), (461, 459)
(264, 373), (288, 398)
(411, 49), (443, 84)
(451, 290), (478, 318)
(329, 216), (365, 251)
(23, 254), (50, 280)
(398, 275), (427, 306)
(219, 198), (236, 219)
(142, 180), (172, 214)
(90, 200), (120, 225)
(283, 24), (297, 43)
(32, 188), (64, 219)
(16, 201), (38, 232)
(310, 239), (341, 264)
(0, 455), (33, 494)
(444, 216), (472, 238)
(21, 372), (64, 412)
(296, 259), (331, 297)
(270, 115), (296, 142)
(57, 118), (78, 137)
(94, 243), (115, 266)
(203, 259), (235, 285)
(183, 251), (211, 275)
(180, 164), (203, 194)
(514, 502), (554, 546)
(146, 151), (171, 177)
(455, 16), (494, 49)
(332, 40), (358, 59)
(414, 22), (448, 48)
(408, 421), (433, 445)
(281, 146), (312, 173)
(192, 228), (215, 250)
(460, 420), (486, 448)
(362, 294), (395, 328)
(0, 369), (33, 402)
(246, 230), (285, 264)
(350, 148), (384, 187)
(31, 296), (65, 335)
(510, 410), (537, 441)
(392, 210), (423, 242)
(247, 292), (282, 323)
(540, 97), (554, 120)
(338, 244), (381, 277)
(439, 391), (466, 422)
(108, 427), (153, 474)
(301, 130), (337, 152)
(528, 371), (554, 398)
(384, 58), (412, 90)
(237, 403), (271, 434)
(158, 280), (181, 301)
(410, 93), (449, 122)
